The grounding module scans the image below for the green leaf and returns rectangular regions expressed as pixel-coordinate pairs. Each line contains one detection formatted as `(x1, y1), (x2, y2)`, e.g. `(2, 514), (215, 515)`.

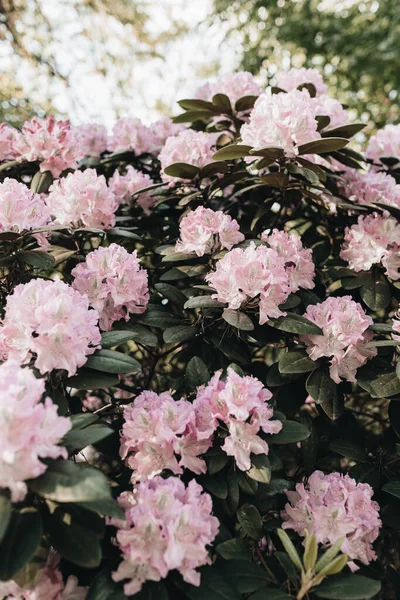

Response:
(85, 349), (141, 374)
(369, 372), (400, 398)
(247, 454), (271, 484)
(222, 560), (271, 593)
(322, 123), (365, 139)
(181, 566), (241, 600)
(123, 324), (158, 346)
(186, 356), (210, 390)
(65, 368), (119, 390)
(248, 146), (285, 161)
(200, 161), (229, 178)
(208, 453), (229, 475)
(49, 515), (101, 568)
(77, 497), (124, 520)
(101, 329), (151, 349)
(139, 309), (181, 328)
(277, 529), (303, 571)
(184, 296), (224, 309)
(178, 98), (216, 111)
(163, 325), (195, 344)
(155, 282), (187, 306)
(250, 590), (291, 600)
(216, 538), (252, 561)
(315, 574), (381, 599)
(63, 423), (114, 453)
(267, 420), (310, 444)
(163, 162), (200, 179)
(0, 509), (42, 580)
(28, 460), (112, 503)
(235, 95), (258, 112)
(200, 475), (228, 499)
(212, 144), (252, 160)
(298, 137), (349, 155)
(173, 110), (215, 123)
(279, 350), (316, 374)
(382, 480), (400, 499)
(87, 570), (126, 600)
(306, 367), (343, 420)
(236, 504), (263, 539)
(18, 250), (55, 269)
(222, 309), (254, 330)
(134, 581), (169, 600)
(315, 537), (345, 573)
(269, 313), (323, 335)
(0, 490), (11, 545)
(209, 330), (251, 364)
(360, 273), (391, 310)
(212, 93), (232, 112)
(260, 172), (289, 187)
(30, 169), (53, 193)
(329, 440), (368, 463)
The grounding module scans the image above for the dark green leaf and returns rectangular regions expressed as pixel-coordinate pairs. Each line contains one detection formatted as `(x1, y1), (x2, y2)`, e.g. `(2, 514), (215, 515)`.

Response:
(184, 296), (224, 309)
(18, 250), (55, 269)
(49, 515), (101, 568)
(77, 497), (124, 520)
(267, 420), (310, 444)
(65, 368), (119, 390)
(329, 440), (368, 462)
(249, 146), (285, 160)
(155, 282), (187, 306)
(216, 538), (252, 561)
(63, 424), (114, 453)
(173, 110), (215, 123)
(322, 123), (365, 139)
(260, 172), (289, 187)
(85, 349), (141, 374)
(222, 309), (254, 330)
(134, 581), (169, 600)
(369, 372), (400, 398)
(222, 560), (271, 593)
(278, 350), (316, 374)
(0, 509), (42, 580)
(306, 367), (343, 420)
(298, 137), (349, 155)
(200, 161), (229, 178)
(237, 504), (263, 539)
(181, 566), (241, 600)
(186, 356), (210, 390)
(87, 570), (126, 600)
(235, 95), (258, 112)
(269, 313), (323, 335)
(101, 330), (139, 348)
(163, 325), (195, 344)
(360, 273), (391, 310)
(247, 454), (271, 484)
(389, 400), (400, 438)
(139, 309), (181, 328)
(163, 162), (200, 179)
(212, 93), (232, 112)
(178, 99), (216, 111)
(0, 490), (11, 545)
(212, 144), (252, 160)
(200, 475), (228, 499)
(315, 574), (381, 599)
(382, 480), (400, 500)
(250, 590), (291, 600)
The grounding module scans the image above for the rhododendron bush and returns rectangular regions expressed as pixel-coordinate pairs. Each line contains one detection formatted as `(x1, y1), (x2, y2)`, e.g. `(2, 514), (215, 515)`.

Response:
(1, 68), (400, 600)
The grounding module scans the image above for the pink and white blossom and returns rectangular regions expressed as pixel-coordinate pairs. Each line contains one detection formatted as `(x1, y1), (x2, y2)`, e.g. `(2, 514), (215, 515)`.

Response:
(338, 167), (400, 209)
(108, 165), (156, 212)
(0, 361), (71, 502)
(0, 122), (17, 161)
(276, 67), (328, 96)
(149, 116), (186, 149)
(72, 243), (149, 331)
(159, 129), (216, 184)
(0, 278), (101, 376)
(195, 71), (263, 107)
(300, 296), (376, 383)
(176, 206), (244, 256)
(111, 477), (219, 595)
(282, 470), (382, 571)
(75, 123), (108, 158)
(108, 117), (156, 155)
(366, 124), (400, 166)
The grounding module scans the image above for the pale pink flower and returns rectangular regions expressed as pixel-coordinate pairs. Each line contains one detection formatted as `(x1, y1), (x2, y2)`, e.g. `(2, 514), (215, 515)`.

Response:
(312, 94), (348, 128)
(12, 116), (79, 177)
(338, 167), (400, 209)
(223, 420), (270, 471)
(0, 178), (51, 247)
(75, 123), (108, 158)
(0, 361), (71, 502)
(195, 71), (263, 107)
(159, 129), (216, 184)
(108, 117), (156, 154)
(108, 165), (156, 212)
(366, 124), (400, 166)
(276, 67), (328, 96)
(72, 243), (149, 331)
(0, 278), (101, 376)
(282, 471), (382, 571)
(299, 296), (376, 383)
(176, 206), (244, 256)
(111, 477), (219, 595)
(0, 549), (87, 599)
(47, 168), (118, 228)
(341, 213), (400, 279)
(0, 122), (17, 161)
(392, 309), (400, 342)
(240, 89), (320, 157)
(149, 116), (186, 149)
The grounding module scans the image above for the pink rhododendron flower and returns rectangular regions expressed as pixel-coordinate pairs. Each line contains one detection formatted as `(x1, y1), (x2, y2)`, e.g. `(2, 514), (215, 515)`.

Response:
(341, 213), (400, 280)
(111, 477), (219, 595)
(240, 89), (320, 157)
(337, 167), (400, 209)
(312, 94), (348, 128)
(392, 309), (400, 342)
(72, 243), (149, 331)
(0, 278), (101, 376)
(149, 116), (185, 149)
(120, 390), (210, 480)
(0, 549), (87, 599)
(108, 165), (156, 212)
(0, 122), (17, 161)
(207, 233), (315, 324)
(193, 368), (282, 471)
(0, 361), (71, 502)
(75, 123), (108, 158)
(366, 124), (400, 166)
(47, 168), (118, 228)
(176, 206), (244, 256)
(108, 117), (156, 154)
(299, 296), (376, 383)
(12, 116), (78, 177)
(282, 470), (382, 571)
(195, 71), (263, 107)
(0, 178), (51, 247)
(276, 67), (328, 96)
(159, 129), (216, 184)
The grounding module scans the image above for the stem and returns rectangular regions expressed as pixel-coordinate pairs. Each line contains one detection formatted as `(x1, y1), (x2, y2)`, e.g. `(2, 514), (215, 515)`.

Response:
(255, 547), (278, 584)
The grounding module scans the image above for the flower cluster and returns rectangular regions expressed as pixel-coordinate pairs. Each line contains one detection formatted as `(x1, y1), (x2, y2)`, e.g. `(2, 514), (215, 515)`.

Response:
(108, 117), (156, 155)
(276, 67), (328, 96)
(341, 212), (400, 280)
(195, 71), (263, 107)
(175, 206), (244, 256)
(150, 116), (185, 149)
(0, 122), (16, 161)
(12, 116), (79, 177)
(0, 361), (71, 502)
(207, 231), (315, 324)
(282, 470), (382, 570)
(75, 122), (108, 158)
(193, 368), (282, 470)
(120, 390), (211, 480)
(47, 168), (118, 229)
(366, 123), (400, 166)
(0, 550), (87, 599)
(0, 178), (51, 246)
(338, 167), (400, 209)
(72, 243), (149, 331)
(112, 477), (219, 595)
(0, 278), (101, 375)
(108, 165), (156, 212)
(159, 129), (216, 184)
(299, 296), (376, 383)
(240, 88), (320, 156)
